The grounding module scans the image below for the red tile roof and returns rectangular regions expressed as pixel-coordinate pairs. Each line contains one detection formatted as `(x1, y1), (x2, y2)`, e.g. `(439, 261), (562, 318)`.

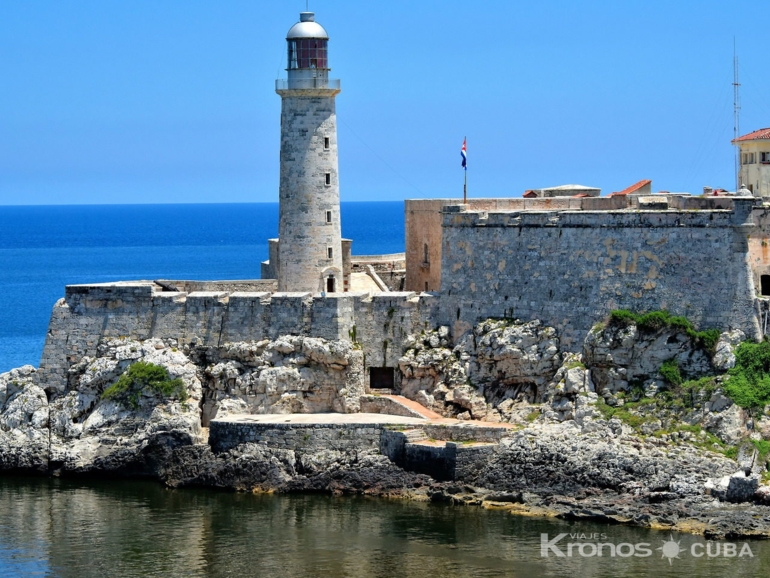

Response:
(522, 190), (538, 198)
(733, 128), (770, 143)
(609, 179), (652, 196)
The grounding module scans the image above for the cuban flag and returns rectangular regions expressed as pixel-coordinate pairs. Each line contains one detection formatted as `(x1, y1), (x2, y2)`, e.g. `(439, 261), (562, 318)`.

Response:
(461, 138), (467, 170)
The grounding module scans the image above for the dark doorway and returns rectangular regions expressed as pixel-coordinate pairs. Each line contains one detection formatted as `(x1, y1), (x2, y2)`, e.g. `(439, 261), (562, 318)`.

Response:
(369, 367), (395, 390)
(326, 277), (335, 293)
(762, 275), (770, 296)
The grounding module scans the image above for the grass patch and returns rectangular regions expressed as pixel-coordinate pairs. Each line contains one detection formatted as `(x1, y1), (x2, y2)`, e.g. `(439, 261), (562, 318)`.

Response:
(608, 310), (720, 352)
(564, 360), (586, 370)
(749, 439), (770, 464)
(102, 361), (187, 410)
(724, 341), (770, 409)
(659, 359), (683, 386)
(525, 410), (540, 422)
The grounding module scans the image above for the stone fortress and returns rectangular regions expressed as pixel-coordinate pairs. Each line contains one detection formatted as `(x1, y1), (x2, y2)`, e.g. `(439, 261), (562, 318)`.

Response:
(26, 12), (770, 480)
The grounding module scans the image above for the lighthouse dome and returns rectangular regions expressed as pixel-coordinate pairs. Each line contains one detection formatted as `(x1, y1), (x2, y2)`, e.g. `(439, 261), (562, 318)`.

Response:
(286, 12), (328, 40)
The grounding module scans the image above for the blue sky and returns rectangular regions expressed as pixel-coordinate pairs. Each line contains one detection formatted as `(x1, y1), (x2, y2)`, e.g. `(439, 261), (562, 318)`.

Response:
(1, 0), (769, 204)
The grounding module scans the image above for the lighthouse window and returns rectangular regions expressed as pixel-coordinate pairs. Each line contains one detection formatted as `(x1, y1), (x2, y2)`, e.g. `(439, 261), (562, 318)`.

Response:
(327, 247), (333, 259)
(287, 39), (328, 70)
(325, 210), (332, 223)
(325, 173), (331, 185)
(324, 137), (330, 150)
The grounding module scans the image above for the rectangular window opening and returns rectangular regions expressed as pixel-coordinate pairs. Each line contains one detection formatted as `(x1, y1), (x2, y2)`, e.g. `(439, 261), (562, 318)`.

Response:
(324, 137), (330, 150)
(327, 247), (333, 259)
(325, 173), (331, 185)
(326, 210), (332, 223)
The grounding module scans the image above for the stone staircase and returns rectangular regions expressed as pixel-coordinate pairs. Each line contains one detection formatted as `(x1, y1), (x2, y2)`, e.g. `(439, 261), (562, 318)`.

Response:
(403, 429), (428, 443)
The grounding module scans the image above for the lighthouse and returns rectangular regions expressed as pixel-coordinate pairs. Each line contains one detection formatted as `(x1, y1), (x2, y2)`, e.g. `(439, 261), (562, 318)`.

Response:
(270, 11), (344, 294)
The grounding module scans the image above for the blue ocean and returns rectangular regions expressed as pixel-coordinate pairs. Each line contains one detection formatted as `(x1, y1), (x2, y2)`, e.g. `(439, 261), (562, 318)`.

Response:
(0, 202), (404, 374)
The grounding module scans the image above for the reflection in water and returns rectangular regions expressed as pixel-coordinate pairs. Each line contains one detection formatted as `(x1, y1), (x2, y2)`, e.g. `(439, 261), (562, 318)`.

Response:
(0, 476), (767, 578)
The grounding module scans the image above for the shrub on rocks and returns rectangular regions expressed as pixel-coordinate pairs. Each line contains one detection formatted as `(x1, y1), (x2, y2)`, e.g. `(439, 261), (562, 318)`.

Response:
(102, 361), (187, 409)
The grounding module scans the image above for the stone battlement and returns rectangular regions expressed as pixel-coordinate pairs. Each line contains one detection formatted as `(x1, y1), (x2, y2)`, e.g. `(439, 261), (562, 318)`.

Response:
(38, 283), (437, 394)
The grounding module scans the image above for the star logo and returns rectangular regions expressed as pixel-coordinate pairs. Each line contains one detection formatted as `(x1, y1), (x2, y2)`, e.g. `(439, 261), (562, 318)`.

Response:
(657, 535), (685, 565)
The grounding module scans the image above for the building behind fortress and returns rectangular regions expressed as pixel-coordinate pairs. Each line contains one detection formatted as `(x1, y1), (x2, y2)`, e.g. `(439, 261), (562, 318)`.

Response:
(34, 12), (770, 395)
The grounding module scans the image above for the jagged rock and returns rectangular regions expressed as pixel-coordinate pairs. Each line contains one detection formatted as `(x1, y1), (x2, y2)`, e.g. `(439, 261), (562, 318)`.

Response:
(198, 336), (365, 417)
(470, 319), (561, 393)
(161, 443), (432, 495)
(398, 320), (562, 418)
(584, 321), (713, 396)
(713, 330), (745, 371)
(702, 402), (747, 445)
(48, 337), (204, 475)
(756, 485), (770, 505)
(0, 366), (49, 472)
(469, 421), (735, 496)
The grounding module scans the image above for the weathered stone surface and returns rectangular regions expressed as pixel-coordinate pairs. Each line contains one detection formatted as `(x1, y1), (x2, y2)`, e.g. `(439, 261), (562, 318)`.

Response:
(398, 320), (562, 419)
(713, 330), (746, 371)
(584, 322), (713, 398)
(197, 335), (365, 420)
(162, 443), (432, 496)
(468, 421), (736, 496)
(48, 337), (203, 475)
(0, 366), (49, 472)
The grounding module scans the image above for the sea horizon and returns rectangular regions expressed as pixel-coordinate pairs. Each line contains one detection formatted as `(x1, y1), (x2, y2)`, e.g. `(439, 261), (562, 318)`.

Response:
(0, 201), (405, 372)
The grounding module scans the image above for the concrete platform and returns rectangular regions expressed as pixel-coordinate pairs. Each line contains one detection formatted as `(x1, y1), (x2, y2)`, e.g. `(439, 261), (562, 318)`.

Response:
(215, 412), (428, 426)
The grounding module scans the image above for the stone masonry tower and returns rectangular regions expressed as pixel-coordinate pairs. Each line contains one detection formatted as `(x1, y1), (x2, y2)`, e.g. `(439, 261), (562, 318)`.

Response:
(275, 12), (343, 293)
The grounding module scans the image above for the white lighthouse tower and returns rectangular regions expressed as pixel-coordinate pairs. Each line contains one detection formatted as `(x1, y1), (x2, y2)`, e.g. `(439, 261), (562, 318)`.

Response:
(269, 11), (343, 294)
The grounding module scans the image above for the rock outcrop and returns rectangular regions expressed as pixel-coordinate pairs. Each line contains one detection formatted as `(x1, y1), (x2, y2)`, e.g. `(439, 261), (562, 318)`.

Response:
(0, 333), (366, 477)
(193, 336), (364, 422)
(398, 320), (563, 420)
(0, 365), (49, 472)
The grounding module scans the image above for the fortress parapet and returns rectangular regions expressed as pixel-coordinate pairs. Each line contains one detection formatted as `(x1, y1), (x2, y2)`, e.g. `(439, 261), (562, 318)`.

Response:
(37, 283), (437, 394)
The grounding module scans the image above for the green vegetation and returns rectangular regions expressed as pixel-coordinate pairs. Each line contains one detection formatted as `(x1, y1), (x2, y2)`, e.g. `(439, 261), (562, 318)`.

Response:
(659, 359), (683, 386)
(608, 310), (720, 352)
(723, 341), (770, 409)
(102, 361), (187, 410)
(750, 439), (770, 465)
(564, 359), (586, 371)
(594, 397), (658, 429)
(525, 410), (541, 422)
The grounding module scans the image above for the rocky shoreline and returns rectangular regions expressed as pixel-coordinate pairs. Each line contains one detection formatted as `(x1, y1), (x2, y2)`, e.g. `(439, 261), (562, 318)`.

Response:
(2, 315), (770, 539)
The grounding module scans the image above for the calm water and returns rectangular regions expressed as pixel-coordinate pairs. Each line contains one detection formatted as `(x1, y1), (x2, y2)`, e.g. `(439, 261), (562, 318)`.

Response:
(0, 476), (768, 578)
(0, 202), (404, 373)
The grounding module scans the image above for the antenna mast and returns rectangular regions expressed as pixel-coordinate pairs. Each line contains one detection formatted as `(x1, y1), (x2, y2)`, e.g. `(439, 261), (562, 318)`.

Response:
(733, 39), (741, 191)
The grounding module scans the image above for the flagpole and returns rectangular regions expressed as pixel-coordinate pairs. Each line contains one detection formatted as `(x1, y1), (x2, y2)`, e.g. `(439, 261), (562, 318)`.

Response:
(463, 136), (467, 204)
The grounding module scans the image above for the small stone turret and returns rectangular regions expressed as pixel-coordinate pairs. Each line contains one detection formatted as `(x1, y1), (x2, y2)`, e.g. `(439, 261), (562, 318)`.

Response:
(274, 12), (343, 293)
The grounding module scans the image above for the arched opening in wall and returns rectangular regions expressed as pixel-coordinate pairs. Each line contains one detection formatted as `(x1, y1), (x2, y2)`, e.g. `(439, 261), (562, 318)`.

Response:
(326, 277), (336, 293)
(369, 367), (395, 391)
(762, 275), (770, 296)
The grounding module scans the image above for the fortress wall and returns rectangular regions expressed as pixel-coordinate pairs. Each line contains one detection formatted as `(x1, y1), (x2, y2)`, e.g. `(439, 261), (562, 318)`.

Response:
(749, 207), (770, 294)
(352, 292), (437, 375)
(219, 292), (272, 343)
(439, 201), (761, 350)
(37, 285), (437, 393)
